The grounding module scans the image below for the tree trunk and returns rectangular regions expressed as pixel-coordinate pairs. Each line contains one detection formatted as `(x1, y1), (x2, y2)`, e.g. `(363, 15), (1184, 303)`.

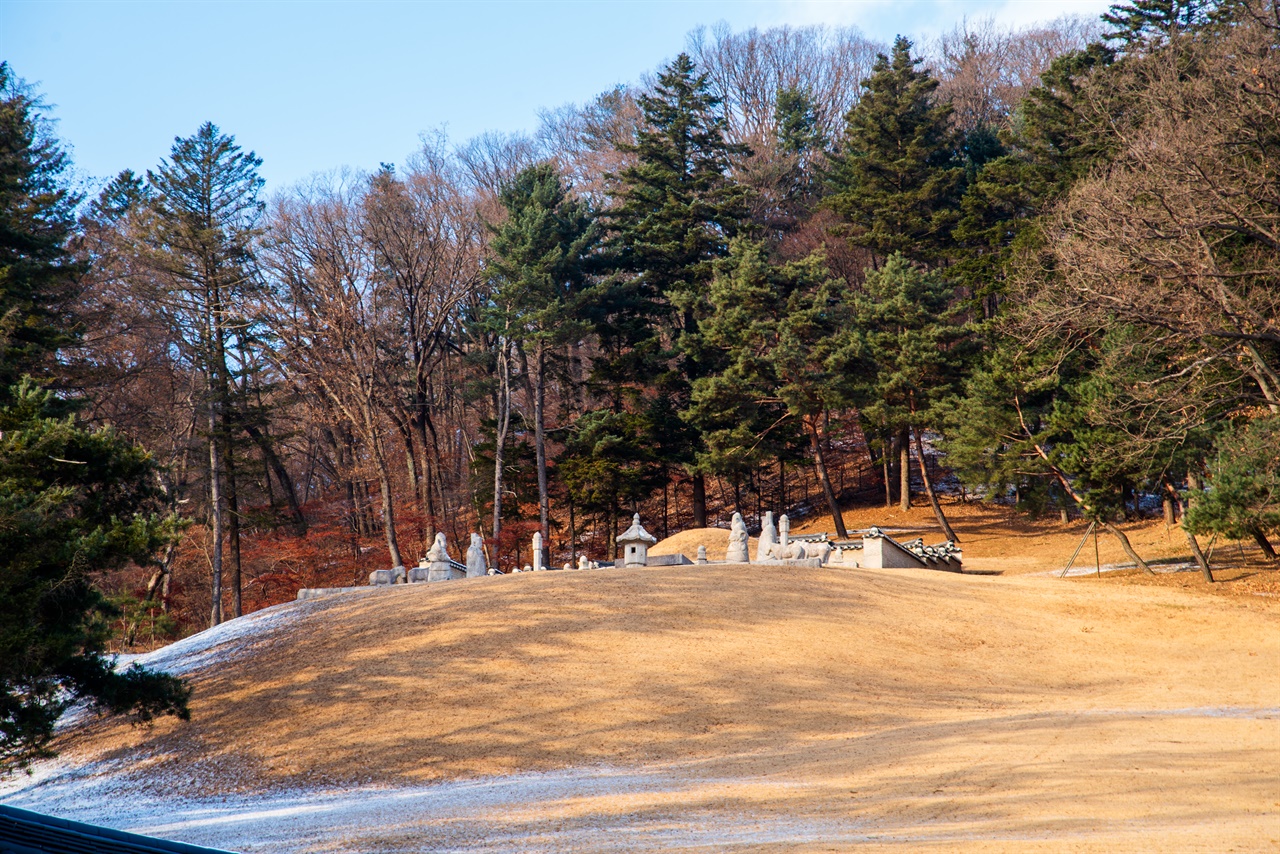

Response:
(1101, 521), (1154, 573)
(532, 345), (550, 569)
(898, 427), (911, 511)
(1017, 396), (1153, 575)
(779, 459), (787, 511)
(913, 427), (958, 542)
(370, 431), (403, 571)
(1165, 477), (1212, 582)
(882, 433), (892, 508)
(1252, 528), (1278, 560)
(809, 416), (849, 540)
(492, 336), (512, 556)
(692, 473), (707, 528)
(129, 541), (178, 646)
(244, 422), (307, 534)
(208, 398), (223, 627)
(1184, 526), (1213, 582)
(568, 491), (577, 566)
(224, 440), (243, 619)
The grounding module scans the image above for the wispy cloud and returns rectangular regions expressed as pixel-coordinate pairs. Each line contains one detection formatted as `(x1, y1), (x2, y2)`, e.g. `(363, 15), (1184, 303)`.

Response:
(755, 0), (1111, 40)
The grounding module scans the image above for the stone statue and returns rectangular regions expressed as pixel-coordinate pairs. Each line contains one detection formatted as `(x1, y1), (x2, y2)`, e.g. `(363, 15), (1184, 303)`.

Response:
(755, 511), (776, 562)
(696, 544), (708, 564)
(465, 533), (487, 577)
(426, 532), (450, 562)
(726, 512), (750, 563)
(578, 554), (592, 571)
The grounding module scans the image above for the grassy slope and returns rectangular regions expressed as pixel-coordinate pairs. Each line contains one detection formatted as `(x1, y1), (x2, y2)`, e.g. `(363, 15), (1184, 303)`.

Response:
(52, 560), (1280, 850)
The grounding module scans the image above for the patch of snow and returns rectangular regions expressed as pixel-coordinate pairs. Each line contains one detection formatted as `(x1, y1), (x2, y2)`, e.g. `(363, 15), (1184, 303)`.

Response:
(126, 601), (304, 678)
(44, 601), (312, 737)
(0, 763), (871, 852)
(4, 703), (1275, 854)
(1035, 561), (1202, 578)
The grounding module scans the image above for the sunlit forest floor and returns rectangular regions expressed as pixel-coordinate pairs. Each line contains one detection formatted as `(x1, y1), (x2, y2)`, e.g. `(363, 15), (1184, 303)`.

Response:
(792, 498), (1280, 599)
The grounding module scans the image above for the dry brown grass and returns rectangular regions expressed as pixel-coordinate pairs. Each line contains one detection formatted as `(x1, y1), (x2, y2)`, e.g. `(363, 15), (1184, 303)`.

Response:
(55, 546), (1280, 851)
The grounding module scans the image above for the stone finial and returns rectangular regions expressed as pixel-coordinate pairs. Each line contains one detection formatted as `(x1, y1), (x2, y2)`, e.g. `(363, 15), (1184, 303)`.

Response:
(755, 511), (777, 562)
(726, 512), (750, 563)
(779, 514), (791, 548)
(618, 513), (658, 567)
(465, 533), (487, 577)
(532, 531), (544, 571)
(696, 544), (708, 564)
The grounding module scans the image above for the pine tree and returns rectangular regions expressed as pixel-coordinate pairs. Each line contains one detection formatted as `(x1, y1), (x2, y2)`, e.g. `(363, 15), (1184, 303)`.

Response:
(140, 123), (264, 625)
(599, 53), (749, 527)
(0, 63), (82, 402)
(842, 254), (967, 540)
(1, 373), (190, 772)
(952, 42), (1117, 314)
(689, 240), (854, 537)
(826, 37), (962, 265)
(1186, 415), (1280, 561)
(1103, 0), (1210, 47)
(484, 163), (597, 564)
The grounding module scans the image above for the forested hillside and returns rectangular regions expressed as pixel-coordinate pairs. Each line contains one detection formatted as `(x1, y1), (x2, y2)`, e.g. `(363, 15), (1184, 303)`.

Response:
(3, 0), (1277, 647)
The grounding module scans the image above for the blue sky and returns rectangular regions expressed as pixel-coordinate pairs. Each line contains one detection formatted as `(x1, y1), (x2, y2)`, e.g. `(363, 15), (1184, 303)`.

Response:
(4, 1), (1111, 194)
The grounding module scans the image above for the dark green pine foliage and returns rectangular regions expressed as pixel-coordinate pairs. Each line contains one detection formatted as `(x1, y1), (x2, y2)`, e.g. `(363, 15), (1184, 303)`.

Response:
(773, 86), (826, 210)
(688, 240), (853, 536)
(558, 406), (673, 552)
(484, 163), (598, 557)
(1102, 0), (1211, 47)
(596, 52), (749, 526)
(0, 382), (190, 773)
(602, 52), (749, 378)
(1186, 415), (1280, 559)
(0, 63), (83, 403)
(826, 37), (962, 265)
(841, 254), (968, 540)
(952, 42), (1117, 313)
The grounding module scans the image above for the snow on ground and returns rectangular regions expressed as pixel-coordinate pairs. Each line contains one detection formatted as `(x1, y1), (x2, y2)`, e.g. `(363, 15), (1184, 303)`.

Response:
(5, 705), (1275, 853)
(1, 762), (869, 852)
(48, 597), (321, 734)
(124, 597), (313, 678)
(1035, 560), (1202, 578)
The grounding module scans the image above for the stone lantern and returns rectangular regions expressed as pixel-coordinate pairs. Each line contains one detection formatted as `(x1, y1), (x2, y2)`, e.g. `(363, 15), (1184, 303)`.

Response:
(617, 513), (658, 567)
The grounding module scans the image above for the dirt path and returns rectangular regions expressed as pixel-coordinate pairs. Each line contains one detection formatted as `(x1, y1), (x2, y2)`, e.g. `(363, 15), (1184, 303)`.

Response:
(7, 563), (1278, 851)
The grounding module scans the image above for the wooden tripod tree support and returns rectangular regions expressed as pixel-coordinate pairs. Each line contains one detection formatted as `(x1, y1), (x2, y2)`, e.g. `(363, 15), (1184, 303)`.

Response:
(1060, 520), (1103, 579)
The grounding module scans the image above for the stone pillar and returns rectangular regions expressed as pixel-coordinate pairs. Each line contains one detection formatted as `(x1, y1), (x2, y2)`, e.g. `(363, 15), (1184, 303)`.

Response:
(465, 533), (487, 578)
(696, 545), (708, 564)
(779, 514), (791, 549)
(755, 511), (777, 562)
(726, 512), (749, 563)
(532, 532), (544, 571)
